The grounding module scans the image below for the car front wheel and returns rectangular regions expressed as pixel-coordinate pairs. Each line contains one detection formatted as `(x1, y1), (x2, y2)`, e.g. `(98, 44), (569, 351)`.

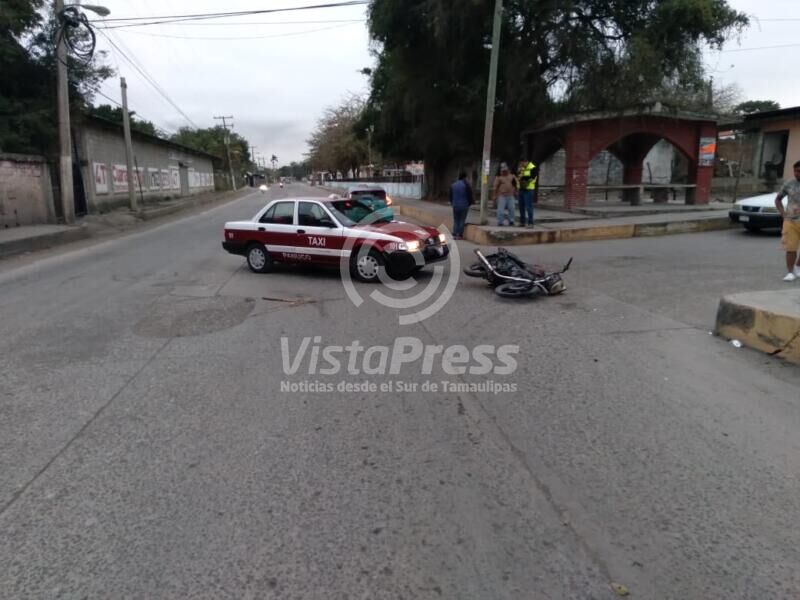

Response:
(351, 249), (384, 283)
(246, 243), (273, 273)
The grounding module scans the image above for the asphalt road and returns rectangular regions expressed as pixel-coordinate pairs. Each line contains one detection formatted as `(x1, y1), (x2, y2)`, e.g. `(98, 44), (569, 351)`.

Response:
(1, 184), (799, 599)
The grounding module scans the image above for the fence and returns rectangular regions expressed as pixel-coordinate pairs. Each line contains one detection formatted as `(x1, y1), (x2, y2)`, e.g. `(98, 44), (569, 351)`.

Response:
(324, 178), (424, 200)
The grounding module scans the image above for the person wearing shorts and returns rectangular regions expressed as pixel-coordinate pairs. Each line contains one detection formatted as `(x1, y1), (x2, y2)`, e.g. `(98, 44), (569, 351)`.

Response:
(777, 160), (800, 281)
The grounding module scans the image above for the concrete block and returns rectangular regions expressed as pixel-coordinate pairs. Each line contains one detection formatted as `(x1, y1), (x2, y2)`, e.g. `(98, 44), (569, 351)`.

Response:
(715, 290), (800, 364)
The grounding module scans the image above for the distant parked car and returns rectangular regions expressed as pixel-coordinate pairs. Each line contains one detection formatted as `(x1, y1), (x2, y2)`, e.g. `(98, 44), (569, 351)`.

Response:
(729, 193), (787, 232)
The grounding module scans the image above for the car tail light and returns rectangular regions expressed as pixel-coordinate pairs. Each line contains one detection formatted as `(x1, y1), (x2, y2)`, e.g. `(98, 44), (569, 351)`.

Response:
(386, 195), (393, 206)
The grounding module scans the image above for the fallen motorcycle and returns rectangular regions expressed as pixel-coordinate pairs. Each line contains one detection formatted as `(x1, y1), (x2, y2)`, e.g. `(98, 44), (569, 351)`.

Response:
(469, 248), (572, 298)
(463, 247), (545, 279)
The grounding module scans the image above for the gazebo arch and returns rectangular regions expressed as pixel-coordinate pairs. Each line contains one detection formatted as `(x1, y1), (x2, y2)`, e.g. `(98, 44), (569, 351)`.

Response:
(523, 105), (718, 208)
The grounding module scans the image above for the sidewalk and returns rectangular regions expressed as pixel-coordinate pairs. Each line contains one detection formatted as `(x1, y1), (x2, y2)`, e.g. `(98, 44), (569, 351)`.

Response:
(716, 289), (800, 365)
(0, 224), (90, 258)
(394, 197), (734, 245)
(0, 188), (248, 259)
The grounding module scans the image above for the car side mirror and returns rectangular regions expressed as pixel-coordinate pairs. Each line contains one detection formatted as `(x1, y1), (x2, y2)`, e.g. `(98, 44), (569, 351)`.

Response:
(319, 218), (337, 228)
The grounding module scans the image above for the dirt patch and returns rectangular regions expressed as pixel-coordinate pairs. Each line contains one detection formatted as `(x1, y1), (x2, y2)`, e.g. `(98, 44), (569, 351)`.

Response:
(133, 296), (255, 338)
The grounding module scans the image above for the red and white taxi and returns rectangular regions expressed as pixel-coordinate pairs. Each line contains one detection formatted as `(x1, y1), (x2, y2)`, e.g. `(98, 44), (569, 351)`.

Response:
(222, 197), (449, 282)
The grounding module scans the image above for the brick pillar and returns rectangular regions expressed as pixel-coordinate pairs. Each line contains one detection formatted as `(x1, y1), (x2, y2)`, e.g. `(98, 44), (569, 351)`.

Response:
(564, 125), (590, 210)
(687, 121), (716, 205)
(622, 163), (643, 205)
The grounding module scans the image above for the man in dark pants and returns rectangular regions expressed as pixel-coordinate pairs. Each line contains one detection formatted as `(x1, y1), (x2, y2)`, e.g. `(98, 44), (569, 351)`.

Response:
(516, 159), (539, 228)
(449, 171), (473, 239)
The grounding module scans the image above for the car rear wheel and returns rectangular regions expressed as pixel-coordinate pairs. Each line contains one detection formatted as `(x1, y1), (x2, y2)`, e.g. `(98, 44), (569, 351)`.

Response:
(246, 243), (273, 273)
(351, 249), (384, 283)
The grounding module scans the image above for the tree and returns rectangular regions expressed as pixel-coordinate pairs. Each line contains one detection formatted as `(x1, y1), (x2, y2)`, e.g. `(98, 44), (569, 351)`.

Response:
(171, 126), (254, 179)
(735, 100), (781, 114)
(91, 104), (160, 136)
(364, 0), (748, 197)
(279, 161), (311, 179)
(0, 1), (113, 155)
(306, 95), (369, 177)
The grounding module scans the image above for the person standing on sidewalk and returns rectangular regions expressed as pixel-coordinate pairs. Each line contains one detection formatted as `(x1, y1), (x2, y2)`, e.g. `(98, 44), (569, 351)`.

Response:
(492, 163), (517, 227)
(449, 171), (473, 239)
(777, 160), (800, 281)
(517, 159), (539, 228)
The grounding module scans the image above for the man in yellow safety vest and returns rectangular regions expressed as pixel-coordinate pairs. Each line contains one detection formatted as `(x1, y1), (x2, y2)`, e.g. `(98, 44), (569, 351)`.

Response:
(517, 160), (538, 228)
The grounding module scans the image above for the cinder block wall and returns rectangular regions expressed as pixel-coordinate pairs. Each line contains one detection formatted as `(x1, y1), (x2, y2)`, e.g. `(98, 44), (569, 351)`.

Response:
(0, 153), (54, 227)
(77, 122), (215, 212)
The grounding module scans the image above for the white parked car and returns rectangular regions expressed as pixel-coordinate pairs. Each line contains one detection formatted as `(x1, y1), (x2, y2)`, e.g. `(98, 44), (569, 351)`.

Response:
(729, 193), (787, 232)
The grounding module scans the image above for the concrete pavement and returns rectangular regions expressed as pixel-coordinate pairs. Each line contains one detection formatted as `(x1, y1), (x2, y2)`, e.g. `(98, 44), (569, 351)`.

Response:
(1, 183), (799, 598)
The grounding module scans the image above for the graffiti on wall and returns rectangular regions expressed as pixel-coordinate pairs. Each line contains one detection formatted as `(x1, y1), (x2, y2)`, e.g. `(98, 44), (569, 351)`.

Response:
(93, 163), (109, 194)
(112, 164), (128, 192)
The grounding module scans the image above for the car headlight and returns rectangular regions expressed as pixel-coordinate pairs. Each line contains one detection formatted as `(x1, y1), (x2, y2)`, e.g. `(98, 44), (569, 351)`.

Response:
(761, 207), (779, 214)
(406, 240), (420, 252)
(438, 232), (447, 244)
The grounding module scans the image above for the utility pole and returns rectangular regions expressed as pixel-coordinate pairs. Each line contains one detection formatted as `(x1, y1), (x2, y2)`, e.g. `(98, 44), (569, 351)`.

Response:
(121, 77), (138, 212)
(214, 115), (237, 191)
(367, 125), (374, 177)
(55, 0), (75, 224)
(478, 0), (504, 226)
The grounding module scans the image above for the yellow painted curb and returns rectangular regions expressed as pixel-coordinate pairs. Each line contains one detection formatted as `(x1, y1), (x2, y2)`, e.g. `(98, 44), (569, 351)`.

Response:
(715, 291), (800, 365)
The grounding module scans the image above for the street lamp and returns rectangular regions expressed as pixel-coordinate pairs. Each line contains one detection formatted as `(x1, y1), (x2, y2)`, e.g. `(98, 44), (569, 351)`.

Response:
(76, 4), (111, 16)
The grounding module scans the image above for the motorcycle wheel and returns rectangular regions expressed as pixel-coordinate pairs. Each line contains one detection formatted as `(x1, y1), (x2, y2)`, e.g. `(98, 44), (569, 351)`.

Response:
(463, 263), (488, 277)
(494, 282), (537, 298)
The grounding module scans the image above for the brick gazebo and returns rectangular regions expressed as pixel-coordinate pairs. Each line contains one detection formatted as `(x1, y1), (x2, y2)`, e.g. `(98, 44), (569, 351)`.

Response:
(521, 105), (718, 209)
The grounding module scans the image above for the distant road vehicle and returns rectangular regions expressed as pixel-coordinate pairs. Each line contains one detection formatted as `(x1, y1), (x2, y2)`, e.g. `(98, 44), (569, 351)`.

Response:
(729, 193), (786, 232)
(344, 184), (394, 220)
(222, 197), (449, 282)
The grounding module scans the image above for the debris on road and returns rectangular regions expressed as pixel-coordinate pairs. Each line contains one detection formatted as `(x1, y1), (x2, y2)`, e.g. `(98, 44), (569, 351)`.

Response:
(610, 582), (630, 596)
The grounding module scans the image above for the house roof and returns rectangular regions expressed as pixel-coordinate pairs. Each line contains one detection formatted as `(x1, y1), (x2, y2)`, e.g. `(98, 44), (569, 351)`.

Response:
(523, 103), (718, 135)
(718, 106), (800, 131)
(742, 106), (800, 123)
(81, 113), (222, 161)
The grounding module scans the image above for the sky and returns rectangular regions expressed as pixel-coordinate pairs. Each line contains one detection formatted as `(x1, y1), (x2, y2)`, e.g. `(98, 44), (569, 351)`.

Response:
(92, 1), (372, 164)
(90, 0), (799, 165)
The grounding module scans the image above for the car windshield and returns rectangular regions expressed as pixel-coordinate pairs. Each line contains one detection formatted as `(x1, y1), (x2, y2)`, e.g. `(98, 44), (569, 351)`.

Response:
(326, 199), (389, 225)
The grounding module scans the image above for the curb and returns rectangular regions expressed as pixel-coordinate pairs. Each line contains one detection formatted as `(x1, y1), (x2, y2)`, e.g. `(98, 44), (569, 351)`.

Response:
(396, 203), (734, 245)
(0, 226), (91, 258)
(138, 189), (243, 221)
(715, 291), (800, 364)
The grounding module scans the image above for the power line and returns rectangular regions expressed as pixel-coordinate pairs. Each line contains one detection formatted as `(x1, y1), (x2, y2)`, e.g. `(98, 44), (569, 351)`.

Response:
(91, 1), (368, 28)
(97, 29), (198, 128)
(131, 18), (366, 27)
(113, 22), (361, 41)
(721, 42), (800, 53)
(91, 89), (177, 136)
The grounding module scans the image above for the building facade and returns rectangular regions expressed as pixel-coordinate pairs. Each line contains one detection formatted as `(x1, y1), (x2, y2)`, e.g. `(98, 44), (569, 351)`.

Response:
(75, 115), (217, 213)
